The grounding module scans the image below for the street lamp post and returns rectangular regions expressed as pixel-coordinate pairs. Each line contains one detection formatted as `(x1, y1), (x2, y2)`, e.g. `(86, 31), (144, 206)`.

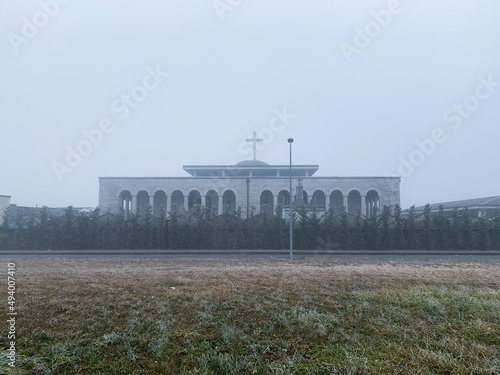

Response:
(288, 137), (294, 260)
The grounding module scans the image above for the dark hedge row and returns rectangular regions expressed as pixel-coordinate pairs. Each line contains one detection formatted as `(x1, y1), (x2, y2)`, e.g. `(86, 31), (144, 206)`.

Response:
(1, 204), (499, 250)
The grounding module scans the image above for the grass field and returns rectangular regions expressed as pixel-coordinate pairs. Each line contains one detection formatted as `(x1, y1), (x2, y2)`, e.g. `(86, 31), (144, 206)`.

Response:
(1, 257), (499, 374)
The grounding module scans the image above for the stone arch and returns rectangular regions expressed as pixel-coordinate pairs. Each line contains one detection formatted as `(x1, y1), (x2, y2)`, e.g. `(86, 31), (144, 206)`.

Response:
(170, 190), (184, 213)
(348, 190), (361, 215)
(260, 190), (274, 215)
(278, 190), (290, 206)
(312, 190), (326, 209)
(188, 190), (201, 209)
(206, 190), (219, 217)
(330, 190), (344, 211)
(222, 190), (236, 214)
(366, 190), (380, 217)
(137, 190), (150, 215)
(119, 190), (132, 218)
(153, 190), (167, 217)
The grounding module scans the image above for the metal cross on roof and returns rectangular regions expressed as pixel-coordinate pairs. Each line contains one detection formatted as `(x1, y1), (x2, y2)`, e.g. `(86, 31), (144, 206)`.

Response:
(245, 131), (264, 161)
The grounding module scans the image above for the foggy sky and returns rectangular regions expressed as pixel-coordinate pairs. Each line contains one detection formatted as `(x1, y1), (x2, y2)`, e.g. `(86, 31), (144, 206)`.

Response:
(1, 0), (499, 209)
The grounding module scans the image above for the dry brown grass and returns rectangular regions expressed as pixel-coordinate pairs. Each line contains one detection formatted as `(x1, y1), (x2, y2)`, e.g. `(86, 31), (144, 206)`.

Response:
(2, 257), (500, 374)
(15, 257), (500, 291)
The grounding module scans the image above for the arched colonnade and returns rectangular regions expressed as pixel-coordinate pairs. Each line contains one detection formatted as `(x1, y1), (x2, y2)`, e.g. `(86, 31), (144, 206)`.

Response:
(118, 188), (381, 218)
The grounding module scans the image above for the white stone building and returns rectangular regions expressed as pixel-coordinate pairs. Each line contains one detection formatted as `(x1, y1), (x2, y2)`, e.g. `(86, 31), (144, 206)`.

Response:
(98, 160), (400, 219)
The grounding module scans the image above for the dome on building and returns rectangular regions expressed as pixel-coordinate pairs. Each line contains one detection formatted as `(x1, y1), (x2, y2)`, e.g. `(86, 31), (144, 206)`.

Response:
(235, 160), (270, 167)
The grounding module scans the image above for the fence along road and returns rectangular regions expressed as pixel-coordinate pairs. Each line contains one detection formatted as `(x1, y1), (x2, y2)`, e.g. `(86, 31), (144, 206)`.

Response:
(1, 249), (499, 260)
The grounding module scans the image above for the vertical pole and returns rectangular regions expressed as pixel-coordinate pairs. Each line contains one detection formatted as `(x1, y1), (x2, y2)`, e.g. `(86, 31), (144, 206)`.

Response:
(246, 178), (250, 219)
(253, 131), (257, 160)
(288, 138), (294, 261)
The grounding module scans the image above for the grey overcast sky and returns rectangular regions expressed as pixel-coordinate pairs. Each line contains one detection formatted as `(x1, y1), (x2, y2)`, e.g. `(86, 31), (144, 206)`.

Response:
(1, 0), (499, 209)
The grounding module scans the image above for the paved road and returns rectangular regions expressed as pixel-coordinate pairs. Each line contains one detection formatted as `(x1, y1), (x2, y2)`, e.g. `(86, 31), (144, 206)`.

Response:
(1, 250), (500, 260)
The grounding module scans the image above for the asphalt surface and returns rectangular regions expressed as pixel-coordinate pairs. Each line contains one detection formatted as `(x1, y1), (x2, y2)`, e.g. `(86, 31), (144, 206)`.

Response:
(1, 250), (500, 260)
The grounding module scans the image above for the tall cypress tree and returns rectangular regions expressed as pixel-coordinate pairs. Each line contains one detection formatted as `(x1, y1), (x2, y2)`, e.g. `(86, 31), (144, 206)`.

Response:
(433, 205), (447, 250)
(353, 209), (366, 249)
(477, 214), (490, 250)
(89, 208), (100, 249)
(491, 213), (500, 250)
(246, 205), (257, 249)
(392, 204), (405, 250)
(23, 210), (36, 250)
(308, 206), (322, 250)
(421, 204), (432, 250)
(0, 207), (13, 250)
(378, 205), (392, 249)
(13, 211), (27, 250)
(75, 210), (91, 249)
(449, 207), (461, 250)
(156, 209), (169, 249)
(461, 207), (474, 250)
(168, 209), (180, 249)
(142, 205), (153, 249)
(405, 205), (417, 250)
(235, 207), (244, 249)
(128, 212), (140, 249)
(320, 207), (335, 250)
(363, 206), (378, 249)
(61, 206), (77, 250)
(114, 211), (128, 249)
(295, 205), (310, 249)
(337, 206), (349, 249)
(272, 205), (288, 250)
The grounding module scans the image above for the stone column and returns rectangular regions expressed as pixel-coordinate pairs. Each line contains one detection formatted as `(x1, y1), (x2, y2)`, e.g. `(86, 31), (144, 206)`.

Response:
(343, 195), (348, 211)
(201, 195), (206, 207)
(124, 197), (130, 218)
(149, 195), (155, 210)
(218, 196), (223, 215)
(273, 195), (278, 209)
(166, 195), (171, 215)
(131, 195), (137, 213)
(325, 195), (330, 210)
(184, 195), (189, 211)
(361, 195), (366, 217)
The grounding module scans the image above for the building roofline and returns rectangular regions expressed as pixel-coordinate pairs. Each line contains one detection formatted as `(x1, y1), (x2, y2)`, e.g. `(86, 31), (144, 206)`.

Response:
(413, 195), (500, 211)
(418, 205), (500, 212)
(182, 164), (320, 168)
(182, 164), (320, 176)
(99, 176), (401, 180)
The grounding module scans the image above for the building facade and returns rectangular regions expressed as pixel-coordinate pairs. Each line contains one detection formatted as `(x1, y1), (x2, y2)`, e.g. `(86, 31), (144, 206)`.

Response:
(413, 196), (500, 219)
(99, 160), (401, 219)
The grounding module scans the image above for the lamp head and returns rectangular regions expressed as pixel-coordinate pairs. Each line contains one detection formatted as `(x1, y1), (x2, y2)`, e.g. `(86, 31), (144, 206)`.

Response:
(287, 138), (294, 143)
